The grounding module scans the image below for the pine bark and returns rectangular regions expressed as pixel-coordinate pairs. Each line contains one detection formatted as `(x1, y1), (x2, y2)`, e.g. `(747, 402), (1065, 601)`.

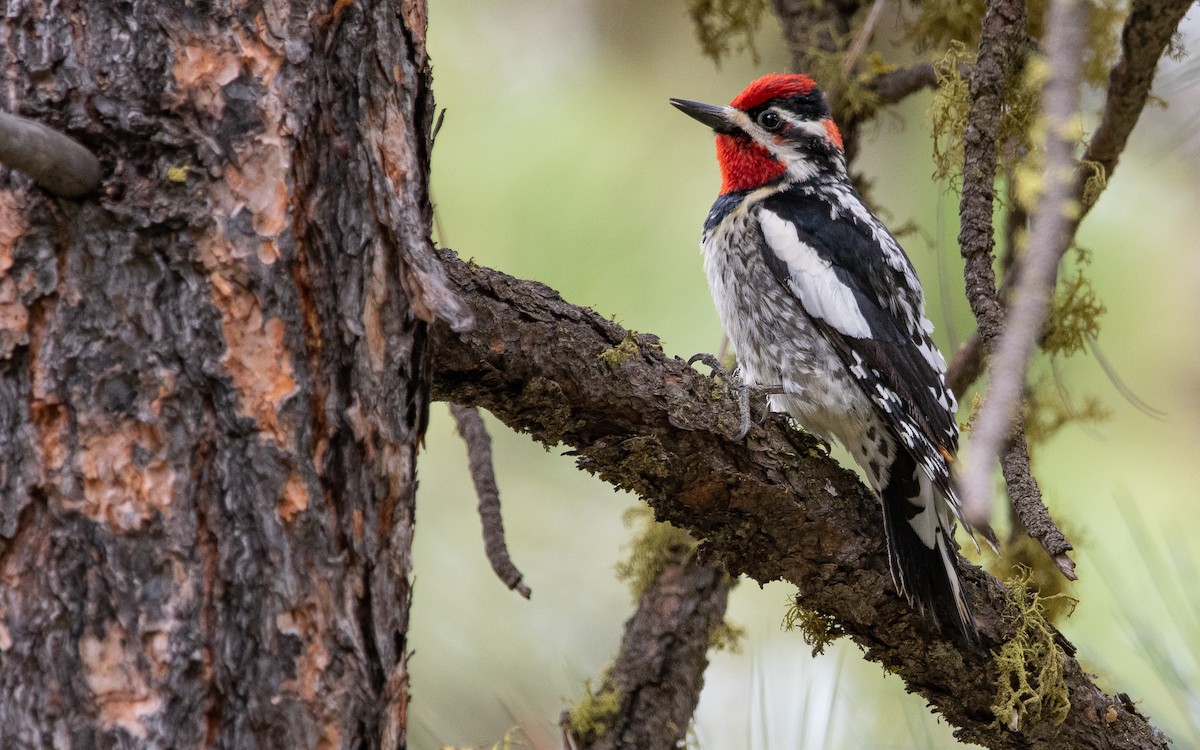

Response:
(0, 2), (463, 747)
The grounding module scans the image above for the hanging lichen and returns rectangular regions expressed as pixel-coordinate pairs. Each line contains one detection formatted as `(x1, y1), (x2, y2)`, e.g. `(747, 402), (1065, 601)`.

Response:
(783, 600), (845, 657)
(991, 568), (1072, 731)
(615, 506), (696, 600)
(685, 0), (767, 64)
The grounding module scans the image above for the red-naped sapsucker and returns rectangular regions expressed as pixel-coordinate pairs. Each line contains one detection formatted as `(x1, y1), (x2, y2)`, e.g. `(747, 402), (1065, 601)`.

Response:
(672, 74), (987, 639)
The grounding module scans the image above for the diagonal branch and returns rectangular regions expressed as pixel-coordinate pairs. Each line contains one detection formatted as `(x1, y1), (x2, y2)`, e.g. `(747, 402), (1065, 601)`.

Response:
(430, 249), (1171, 750)
(959, 0), (1086, 550)
(954, 0), (1078, 577)
(561, 526), (733, 750)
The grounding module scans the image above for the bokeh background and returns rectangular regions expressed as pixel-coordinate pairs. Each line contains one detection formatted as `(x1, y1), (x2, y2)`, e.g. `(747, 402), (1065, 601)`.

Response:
(411, 2), (1200, 747)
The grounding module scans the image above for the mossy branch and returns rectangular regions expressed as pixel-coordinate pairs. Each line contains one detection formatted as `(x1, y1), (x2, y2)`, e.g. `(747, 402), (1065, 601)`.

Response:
(431, 249), (1171, 749)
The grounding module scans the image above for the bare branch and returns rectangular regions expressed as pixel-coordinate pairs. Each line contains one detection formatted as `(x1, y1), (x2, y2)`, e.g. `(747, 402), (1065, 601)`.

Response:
(868, 62), (939, 105)
(1081, 0), (1193, 203)
(431, 249), (1172, 750)
(960, 0), (1086, 528)
(448, 403), (531, 599)
(0, 110), (102, 198)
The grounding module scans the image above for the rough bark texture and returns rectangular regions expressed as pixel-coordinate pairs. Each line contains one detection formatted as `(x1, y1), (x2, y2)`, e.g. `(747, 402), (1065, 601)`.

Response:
(0, 2), (461, 747)
(564, 538), (733, 750)
(432, 250), (1172, 750)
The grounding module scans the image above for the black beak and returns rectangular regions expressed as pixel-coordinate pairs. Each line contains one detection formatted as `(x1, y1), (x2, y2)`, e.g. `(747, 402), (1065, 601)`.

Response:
(670, 98), (737, 135)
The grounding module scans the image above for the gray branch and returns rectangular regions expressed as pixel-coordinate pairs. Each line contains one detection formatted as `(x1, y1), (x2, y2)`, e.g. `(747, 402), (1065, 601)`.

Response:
(449, 403), (531, 598)
(959, 0), (1085, 571)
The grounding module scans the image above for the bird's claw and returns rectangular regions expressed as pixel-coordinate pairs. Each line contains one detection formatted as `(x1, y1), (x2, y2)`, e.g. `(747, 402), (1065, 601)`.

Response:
(687, 352), (753, 441)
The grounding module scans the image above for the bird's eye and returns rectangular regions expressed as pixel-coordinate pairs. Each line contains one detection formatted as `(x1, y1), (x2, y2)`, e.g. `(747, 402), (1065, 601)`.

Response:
(757, 111), (782, 131)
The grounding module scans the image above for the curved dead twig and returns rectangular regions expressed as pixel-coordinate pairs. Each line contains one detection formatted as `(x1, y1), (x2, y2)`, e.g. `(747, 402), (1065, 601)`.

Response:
(449, 403), (531, 599)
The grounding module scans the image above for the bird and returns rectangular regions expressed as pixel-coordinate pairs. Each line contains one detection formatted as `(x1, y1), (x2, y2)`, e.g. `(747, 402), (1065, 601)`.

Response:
(671, 73), (985, 639)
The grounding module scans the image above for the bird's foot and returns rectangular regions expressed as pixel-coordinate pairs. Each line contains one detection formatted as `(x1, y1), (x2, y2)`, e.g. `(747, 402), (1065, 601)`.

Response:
(687, 352), (751, 439)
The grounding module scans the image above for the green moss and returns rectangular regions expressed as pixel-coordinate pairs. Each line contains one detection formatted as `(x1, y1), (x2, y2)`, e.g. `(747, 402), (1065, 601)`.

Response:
(616, 506), (696, 600)
(991, 568), (1071, 731)
(929, 41), (974, 183)
(783, 601), (845, 657)
(930, 45), (1043, 188)
(709, 619), (747, 654)
(685, 0), (766, 64)
(1042, 267), (1106, 358)
(166, 164), (190, 183)
(598, 331), (642, 369)
(568, 672), (622, 740)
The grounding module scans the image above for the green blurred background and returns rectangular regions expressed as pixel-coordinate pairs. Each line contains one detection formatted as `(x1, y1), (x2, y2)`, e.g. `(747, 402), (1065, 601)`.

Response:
(411, 1), (1200, 747)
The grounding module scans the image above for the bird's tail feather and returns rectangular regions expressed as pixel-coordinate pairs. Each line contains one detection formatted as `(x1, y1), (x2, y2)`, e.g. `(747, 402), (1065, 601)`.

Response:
(881, 452), (976, 641)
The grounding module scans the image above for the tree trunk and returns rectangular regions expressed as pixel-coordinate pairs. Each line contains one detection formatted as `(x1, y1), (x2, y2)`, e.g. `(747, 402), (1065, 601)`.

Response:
(0, 2), (465, 747)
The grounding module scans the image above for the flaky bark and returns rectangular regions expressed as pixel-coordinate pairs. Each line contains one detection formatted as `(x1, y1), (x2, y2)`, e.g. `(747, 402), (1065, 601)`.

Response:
(432, 250), (1171, 750)
(0, 1), (462, 747)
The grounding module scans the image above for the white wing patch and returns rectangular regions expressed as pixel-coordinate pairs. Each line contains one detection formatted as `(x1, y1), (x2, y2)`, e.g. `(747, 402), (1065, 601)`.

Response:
(759, 209), (872, 339)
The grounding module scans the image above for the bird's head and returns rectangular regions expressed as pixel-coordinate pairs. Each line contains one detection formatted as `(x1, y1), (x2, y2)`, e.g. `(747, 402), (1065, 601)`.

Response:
(671, 74), (845, 194)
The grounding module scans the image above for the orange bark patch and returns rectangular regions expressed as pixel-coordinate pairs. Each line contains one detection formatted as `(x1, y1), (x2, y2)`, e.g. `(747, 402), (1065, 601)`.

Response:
(169, 41), (241, 116)
(277, 469), (309, 523)
(201, 258), (298, 445)
(80, 625), (163, 738)
(75, 420), (176, 532)
(400, 0), (429, 57)
(276, 589), (332, 702)
(376, 102), (415, 192)
(169, 27), (282, 115)
(676, 480), (729, 512)
(0, 191), (29, 358)
(362, 247), (389, 373)
(173, 28), (291, 266)
(30, 401), (70, 478)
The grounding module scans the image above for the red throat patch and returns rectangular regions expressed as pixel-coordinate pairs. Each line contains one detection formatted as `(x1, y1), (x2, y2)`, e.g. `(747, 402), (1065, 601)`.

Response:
(730, 73), (816, 110)
(716, 134), (786, 194)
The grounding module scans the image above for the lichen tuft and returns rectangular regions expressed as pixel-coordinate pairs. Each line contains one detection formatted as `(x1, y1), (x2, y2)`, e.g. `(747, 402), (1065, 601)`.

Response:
(616, 506), (696, 600)
(783, 600), (845, 657)
(991, 567), (1072, 731)
(685, 0), (766, 64)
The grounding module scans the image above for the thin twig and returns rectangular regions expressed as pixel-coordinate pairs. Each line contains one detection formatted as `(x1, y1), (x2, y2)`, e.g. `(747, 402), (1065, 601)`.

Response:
(449, 403), (531, 599)
(960, 0), (1086, 533)
(841, 0), (886, 76)
(0, 110), (102, 198)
